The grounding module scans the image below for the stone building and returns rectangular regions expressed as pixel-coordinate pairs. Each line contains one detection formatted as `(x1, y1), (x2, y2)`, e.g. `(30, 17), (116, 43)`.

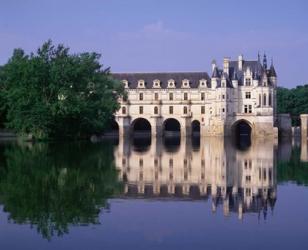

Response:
(113, 54), (277, 137)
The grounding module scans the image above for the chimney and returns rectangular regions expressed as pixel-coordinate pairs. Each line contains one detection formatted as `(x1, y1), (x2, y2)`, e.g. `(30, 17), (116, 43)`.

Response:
(223, 57), (230, 74)
(238, 54), (243, 71)
(211, 59), (216, 72)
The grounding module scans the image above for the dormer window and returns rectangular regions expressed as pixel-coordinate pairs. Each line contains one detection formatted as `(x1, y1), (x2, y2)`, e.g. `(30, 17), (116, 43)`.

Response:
(153, 79), (161, 88)
(199, 79), (207, 88)
(167, 79), (175, 88)
(122, 80), (129, 88)
(245, 78), (251, 86)
(138, 80), (145, 88)
(182, 79), (190, 88)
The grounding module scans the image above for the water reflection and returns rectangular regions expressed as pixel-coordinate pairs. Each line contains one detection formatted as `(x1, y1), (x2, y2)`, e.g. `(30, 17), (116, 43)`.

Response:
(0, 142), (121, 240)
(115, 136), (277, 220)
(0, 137), (308, 241)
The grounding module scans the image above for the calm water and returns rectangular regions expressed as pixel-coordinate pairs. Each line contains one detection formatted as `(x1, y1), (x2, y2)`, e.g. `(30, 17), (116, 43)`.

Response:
(0, 136), (307, 250)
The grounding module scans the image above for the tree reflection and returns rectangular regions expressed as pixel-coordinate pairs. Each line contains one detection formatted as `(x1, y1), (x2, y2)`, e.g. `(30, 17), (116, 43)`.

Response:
(0, 142), (121, 240)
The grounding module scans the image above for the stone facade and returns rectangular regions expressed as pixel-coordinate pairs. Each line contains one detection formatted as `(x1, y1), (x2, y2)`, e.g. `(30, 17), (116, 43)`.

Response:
(113, 54), (278, 137)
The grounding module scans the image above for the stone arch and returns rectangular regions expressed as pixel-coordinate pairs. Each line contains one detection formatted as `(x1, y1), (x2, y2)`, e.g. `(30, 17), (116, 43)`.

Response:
(231, 119), (253, 149)
(191, 120), (201, 136)
(131, 118), (151, 136)
(163, 118), (181, 137)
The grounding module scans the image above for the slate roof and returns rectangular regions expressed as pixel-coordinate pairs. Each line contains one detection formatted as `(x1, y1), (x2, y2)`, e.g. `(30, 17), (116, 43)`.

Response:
(112, 72), (211, 89)
(229, 60), (264, 85)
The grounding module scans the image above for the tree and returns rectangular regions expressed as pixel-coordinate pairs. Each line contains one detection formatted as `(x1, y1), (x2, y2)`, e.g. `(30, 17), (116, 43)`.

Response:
(277, 85), (308, 125)
(0, 40), (124, 139)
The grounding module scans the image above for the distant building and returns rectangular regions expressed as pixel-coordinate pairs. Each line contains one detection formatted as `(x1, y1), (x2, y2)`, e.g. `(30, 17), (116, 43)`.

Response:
(113, 54), (277, 137)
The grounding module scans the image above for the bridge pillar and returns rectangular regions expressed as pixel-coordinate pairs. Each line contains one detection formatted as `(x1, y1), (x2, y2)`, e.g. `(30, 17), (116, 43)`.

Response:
(300, 114), (308, 139)
(181, 118), (192, 137)
(116, 116), (131, 137)
(151, 117), (163, 137)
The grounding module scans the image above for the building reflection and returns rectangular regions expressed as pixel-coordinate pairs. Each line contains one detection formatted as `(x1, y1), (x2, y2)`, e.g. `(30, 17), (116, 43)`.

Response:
(114, 136), (277, 220)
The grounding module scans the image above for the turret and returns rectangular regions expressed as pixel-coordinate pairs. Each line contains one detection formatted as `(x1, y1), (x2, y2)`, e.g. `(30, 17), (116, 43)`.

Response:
(211, 67), (220, 89)
(232, 70), (238, 88)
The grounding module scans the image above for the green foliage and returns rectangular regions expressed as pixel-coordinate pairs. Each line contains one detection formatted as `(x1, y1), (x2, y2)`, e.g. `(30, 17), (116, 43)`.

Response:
(277, 85), (308, 125)
(0, 141), (122, 240)
(277, 147), (308, 185)
(0, 40), (124, 139)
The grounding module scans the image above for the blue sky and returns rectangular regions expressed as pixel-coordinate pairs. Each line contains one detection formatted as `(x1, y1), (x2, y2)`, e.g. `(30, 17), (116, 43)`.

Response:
(0, 0), (307, 87)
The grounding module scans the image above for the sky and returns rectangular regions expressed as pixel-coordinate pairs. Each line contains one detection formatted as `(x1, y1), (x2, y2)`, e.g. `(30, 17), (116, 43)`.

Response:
(0, 0), (308, 88)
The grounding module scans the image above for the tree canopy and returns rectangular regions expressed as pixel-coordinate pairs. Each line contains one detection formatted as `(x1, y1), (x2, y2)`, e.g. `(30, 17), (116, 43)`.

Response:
(0, 40), (124, 139)
(277, 85), (308, 125)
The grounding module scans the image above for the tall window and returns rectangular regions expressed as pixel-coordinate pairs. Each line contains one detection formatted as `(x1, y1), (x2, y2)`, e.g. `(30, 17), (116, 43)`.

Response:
(169, 93), (173, 101)
(183, 106), (188, 114)
(222, 94), (225, 99)
(184, 92), (188, 100)
(201, 106), (205, 114)
(269, 92), (272, 106)
(245, 92), (251, 99)
(201, 92), (205, 101)
(263, 93), (267, 106)
(154, 106), (158, 114)
(154, 92), (159, 101)
(244, 105), (252, 113)
(122, 106), (126, 114)
(246, 78), (251, 86)
(259, 94), (261, 106)
(139, 93), (143, 100)
(169, 106), (173, 114)
(139, 106), (143, 114)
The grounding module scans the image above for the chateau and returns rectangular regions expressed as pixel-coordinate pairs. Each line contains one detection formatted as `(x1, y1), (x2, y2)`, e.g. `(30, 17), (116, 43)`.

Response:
(113, 54), (277, 138)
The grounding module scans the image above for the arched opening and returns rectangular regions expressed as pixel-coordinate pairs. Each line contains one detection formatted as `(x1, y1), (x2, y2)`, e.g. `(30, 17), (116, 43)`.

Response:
(163, 118), (181, 137)
(191, 120), (200, 136)
(232, 120), (252, 150)
(131, 118), (151, 137)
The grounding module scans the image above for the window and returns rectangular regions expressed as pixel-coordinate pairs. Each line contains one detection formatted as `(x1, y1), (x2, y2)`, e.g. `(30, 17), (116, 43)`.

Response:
(139, 158), (143, 167)
(139, 106), (143, 114)
(168, 79), (175, 88)
(139, 93), (143, 100)
(154, 92), (159, 101)
(169, 106), (173, 114)
(154, 106), (158, 114)
(183, 106), (188, 114)
(138, 80), (145, 88)
(263, 93), (267, 106)
(201, 106), (205, 114)
(222, 94), (225, 99)
(122, 106), (126, 114)
(222, 108), (225, 113)
(184, 92), (188, 100)
(246, 78), (251, 86)
(249, 105), (252, 113)
(244, 105), (252, 113)
(201, 92), (205, 100)
(259, 94), (262, 106)
(169, 159), (173, 167)
(245, 92), (251, 99)
(269, 92), (272, 106)
(169, 93), (173, 101)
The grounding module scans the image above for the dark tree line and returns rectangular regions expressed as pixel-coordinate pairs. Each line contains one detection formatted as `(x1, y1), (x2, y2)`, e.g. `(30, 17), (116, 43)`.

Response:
(277, 85), (308, 125)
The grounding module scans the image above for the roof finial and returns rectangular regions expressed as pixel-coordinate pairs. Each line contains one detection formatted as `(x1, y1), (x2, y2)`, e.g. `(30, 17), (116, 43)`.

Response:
(263, 52), (267, 69)
(271, 57), (274, 66)
(258, 51), (260, 62)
